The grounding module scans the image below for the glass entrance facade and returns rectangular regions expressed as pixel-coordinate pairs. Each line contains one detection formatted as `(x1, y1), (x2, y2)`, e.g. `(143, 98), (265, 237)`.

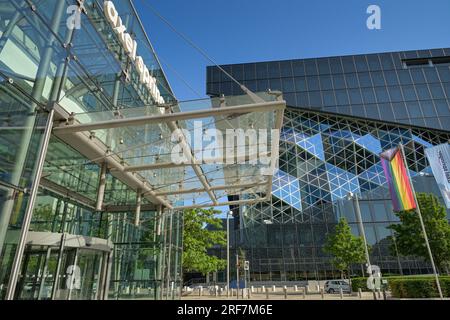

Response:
(0, 0), (182, 300)
(206, 49), (450, 281)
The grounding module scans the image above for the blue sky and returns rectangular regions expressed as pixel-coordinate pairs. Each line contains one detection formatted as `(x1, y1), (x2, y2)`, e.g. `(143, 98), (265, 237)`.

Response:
(135, 0), (450, 102)
(133, 0), (450, 216)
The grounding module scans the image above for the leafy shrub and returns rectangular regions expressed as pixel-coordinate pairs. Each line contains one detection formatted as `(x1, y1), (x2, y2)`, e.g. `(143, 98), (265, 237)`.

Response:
(351, 275), (450, 297)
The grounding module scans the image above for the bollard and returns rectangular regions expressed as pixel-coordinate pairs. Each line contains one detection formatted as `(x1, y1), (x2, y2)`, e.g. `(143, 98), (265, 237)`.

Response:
(377, 289), (382, 299)
(215, 286), (218, 297)
(340, 288), (343, 300)
(283, 286), (288, 299)
(382, 288), (387, 300)
(320, 288), (324, 299)
(294, 285), (298, 292)
(302, 287), (306, 299)
(316, 284), (320, 293)
(262, 285), (265, 295)
(199, 286), (203, 297)
(248, 288), (252, 299)
(305, 286), (309, 295)
(273, 285), (276, 292)
(372, 290), (377, 300)
(358, 288), (362, 299)
(251, 286), (255, 294)
(265, 287), (269, 299)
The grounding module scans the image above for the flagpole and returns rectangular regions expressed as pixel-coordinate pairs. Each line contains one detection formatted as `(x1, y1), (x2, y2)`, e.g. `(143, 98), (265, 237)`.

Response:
(399, 144), (443, 299)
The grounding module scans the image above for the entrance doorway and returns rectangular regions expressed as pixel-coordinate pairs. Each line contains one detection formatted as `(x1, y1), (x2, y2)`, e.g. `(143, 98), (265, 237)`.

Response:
(15, 232), (112, 300)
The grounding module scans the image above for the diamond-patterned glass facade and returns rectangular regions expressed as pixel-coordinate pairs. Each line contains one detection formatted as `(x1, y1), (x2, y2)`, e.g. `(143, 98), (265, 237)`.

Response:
(206, 50), (450, 281)
(248, 108), (450, 225)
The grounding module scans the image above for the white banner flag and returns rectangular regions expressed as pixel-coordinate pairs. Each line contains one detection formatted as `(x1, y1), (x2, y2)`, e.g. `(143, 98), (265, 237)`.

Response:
(425, 143), (450, 209)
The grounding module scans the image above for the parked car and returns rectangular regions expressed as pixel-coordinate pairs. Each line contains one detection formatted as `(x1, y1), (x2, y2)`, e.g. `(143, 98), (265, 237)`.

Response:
(324, 280), (351, 293)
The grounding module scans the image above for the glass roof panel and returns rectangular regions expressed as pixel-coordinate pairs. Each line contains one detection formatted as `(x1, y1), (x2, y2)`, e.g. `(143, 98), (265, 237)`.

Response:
(54, 93), (284, 208)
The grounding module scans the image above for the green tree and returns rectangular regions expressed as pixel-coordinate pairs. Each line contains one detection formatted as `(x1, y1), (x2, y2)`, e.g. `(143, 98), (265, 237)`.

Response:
(182, 208), (226, 276)
(323, 217), (367, 279)
(388, 193), (450, 273)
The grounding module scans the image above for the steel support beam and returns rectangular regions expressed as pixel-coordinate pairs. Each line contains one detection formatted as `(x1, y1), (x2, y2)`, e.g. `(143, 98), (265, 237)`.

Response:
(103, 203), (156, 212)
(155, 181), (267, 196)
(265, 107), (283, 198)
(122, 152), (271, 173)
(96, 162), (107, 211)
(40, 177), (96, 209)
(123, 162), (188, 172)
(166, 120), (218, 205)
(135, 190), (142, 226)
(53, 101), (286, 134)
(53, 104), (173, 209)
(6, 109), (55, 300)
(173, 197), (266, 211)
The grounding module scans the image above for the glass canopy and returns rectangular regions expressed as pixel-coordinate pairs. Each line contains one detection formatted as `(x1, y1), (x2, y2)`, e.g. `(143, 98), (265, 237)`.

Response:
(53, 92), (285, 209)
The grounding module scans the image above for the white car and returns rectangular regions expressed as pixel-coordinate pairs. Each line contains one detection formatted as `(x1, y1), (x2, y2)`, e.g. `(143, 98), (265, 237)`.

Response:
(324, 280), (351, 293)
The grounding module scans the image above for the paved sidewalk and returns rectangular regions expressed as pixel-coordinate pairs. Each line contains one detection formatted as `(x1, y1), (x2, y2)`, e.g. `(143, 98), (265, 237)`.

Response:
(182, 291), (383, 300)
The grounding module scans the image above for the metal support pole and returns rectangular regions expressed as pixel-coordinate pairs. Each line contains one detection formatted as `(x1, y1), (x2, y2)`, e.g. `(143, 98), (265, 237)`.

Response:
(353, 196), (371, 269)
(97, 251), (109, 300)
(0, 0), (65, 259)
(349, 192), (377, 300)
(155, 205), (164, 299)
(6, 109), (55, 300)
(0, 9), (23, 53)
(96, 163), (107, 211)
(48, 26), (75, 103)
(51, 233), (66, 300)
(135, 190), (142, 226)
(236, 253), (239, 300)
(106, 74), (122, 148)
(67, 249), (79, 301)
(399, 144), (443, 299)
(103, 251), (113, 300)
(165, 212), (173, 300)
(226, 211), (231, 297)
(38, 247), (52, 300)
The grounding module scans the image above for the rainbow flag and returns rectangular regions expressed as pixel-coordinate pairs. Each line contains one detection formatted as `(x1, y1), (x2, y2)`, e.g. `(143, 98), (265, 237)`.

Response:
(380, 146), (417, 212)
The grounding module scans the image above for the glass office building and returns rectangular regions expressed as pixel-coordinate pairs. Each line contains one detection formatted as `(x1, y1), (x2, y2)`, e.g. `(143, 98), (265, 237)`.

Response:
(0, 0), (184, 300)
(207, 48), (450, 281)
(0, 0), (284, 299)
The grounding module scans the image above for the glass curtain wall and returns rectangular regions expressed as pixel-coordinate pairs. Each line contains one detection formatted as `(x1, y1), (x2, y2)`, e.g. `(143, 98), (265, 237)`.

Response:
(0, 0), (181, 300)
(0, 0), (64, 298)
(208, 108), (450, 282)
(108, 209), (182, 300)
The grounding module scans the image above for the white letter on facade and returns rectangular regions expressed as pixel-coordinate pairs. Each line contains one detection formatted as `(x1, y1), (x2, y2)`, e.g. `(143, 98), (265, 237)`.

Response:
(366, 5), (381, 30)
(104, 1), (118, 26)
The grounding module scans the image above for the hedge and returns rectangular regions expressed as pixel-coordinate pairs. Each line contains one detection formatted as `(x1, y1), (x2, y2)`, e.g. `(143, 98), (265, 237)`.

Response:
(351, 276), (450, 298)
